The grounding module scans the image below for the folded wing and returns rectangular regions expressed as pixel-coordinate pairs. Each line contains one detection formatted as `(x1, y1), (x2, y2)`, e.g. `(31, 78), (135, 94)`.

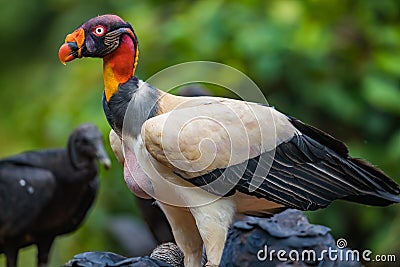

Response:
(142, 98), (400, 210)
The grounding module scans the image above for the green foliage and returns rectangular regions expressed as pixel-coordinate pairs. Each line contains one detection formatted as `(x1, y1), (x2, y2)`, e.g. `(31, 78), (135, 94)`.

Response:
(0, 0), (399, 265)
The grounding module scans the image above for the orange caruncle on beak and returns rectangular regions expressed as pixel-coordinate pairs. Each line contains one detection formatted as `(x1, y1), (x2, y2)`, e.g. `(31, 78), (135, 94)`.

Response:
(58, 28), (85, 65)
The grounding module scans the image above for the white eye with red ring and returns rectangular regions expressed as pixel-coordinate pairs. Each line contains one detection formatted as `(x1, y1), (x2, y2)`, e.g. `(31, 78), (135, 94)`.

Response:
(93, 25), (106, 37)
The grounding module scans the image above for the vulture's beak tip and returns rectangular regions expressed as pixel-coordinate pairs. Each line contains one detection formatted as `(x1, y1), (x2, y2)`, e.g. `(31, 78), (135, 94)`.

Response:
(58, 28), (85, 64)
(58, 43), (77, 65)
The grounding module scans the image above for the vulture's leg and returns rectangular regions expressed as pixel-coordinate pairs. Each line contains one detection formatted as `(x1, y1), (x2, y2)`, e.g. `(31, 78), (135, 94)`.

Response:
(4, 245), (18, 267)
(191, 198), (235, 267)
(37, 236), (54, 267)
(159, 203), (203, 267)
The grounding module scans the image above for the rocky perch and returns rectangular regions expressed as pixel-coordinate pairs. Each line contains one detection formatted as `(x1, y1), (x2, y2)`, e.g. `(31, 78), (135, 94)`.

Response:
(63, 209), (362, 267)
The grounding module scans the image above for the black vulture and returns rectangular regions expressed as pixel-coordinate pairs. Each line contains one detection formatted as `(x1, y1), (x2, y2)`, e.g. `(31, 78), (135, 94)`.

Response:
(0, 123), (111, 267)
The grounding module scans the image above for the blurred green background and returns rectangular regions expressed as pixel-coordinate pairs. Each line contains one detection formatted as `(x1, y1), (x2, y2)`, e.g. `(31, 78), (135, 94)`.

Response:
(1, 0), (400, 266)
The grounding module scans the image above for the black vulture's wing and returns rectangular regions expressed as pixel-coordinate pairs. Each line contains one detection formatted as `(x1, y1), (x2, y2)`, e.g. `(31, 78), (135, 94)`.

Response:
(2, 149), (62, 169)
(56, 178), (98, 235)
(0, 163), (56, 237)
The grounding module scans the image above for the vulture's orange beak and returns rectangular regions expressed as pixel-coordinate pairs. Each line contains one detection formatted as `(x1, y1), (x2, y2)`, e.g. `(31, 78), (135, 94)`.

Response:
(58, 28), (85, 65)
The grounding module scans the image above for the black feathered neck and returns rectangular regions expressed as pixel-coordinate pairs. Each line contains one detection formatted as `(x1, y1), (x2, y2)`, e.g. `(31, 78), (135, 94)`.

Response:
(103, 76), (160, 137)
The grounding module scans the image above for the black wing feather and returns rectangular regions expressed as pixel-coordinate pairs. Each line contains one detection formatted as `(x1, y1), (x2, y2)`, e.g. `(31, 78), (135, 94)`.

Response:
(0, 163), (56, 237)
(187, 116), (400, 211)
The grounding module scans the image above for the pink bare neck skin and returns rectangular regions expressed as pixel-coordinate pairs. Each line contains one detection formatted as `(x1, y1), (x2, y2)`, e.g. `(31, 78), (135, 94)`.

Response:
(123, 147), (152, 199)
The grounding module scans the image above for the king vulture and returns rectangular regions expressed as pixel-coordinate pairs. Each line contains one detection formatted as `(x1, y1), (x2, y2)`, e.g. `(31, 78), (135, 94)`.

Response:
(58, 15), (400, 267)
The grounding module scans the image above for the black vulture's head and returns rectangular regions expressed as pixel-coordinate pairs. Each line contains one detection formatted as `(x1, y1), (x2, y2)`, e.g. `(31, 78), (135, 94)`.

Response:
(68, 124), (111, 170)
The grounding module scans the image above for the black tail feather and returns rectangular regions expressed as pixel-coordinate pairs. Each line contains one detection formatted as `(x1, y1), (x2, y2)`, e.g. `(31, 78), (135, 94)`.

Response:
(341, 158), (400, 206)
(289, 116), (400, 207)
